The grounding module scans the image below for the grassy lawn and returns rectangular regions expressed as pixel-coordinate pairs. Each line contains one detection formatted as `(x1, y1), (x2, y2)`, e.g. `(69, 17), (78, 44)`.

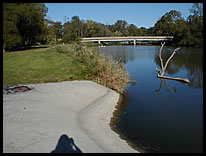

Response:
(3, 43), (129, 93)
(3, 45), (85, 87)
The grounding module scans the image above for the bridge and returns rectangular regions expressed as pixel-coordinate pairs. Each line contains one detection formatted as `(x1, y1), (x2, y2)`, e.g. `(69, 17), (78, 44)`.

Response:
(81, 36), (174, 45)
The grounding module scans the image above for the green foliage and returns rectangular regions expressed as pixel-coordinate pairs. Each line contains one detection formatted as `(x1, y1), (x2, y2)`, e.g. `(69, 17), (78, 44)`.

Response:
(62, 33), (81, 43)
(153, 10), (183, 36)
(51, 21), (63, 41)
(3, 3), (48, 51)
(3, 3), (203, 51)
(152, 3), (203, 47)
(127, 24), (138, 36)
(3, 3), (22, 50)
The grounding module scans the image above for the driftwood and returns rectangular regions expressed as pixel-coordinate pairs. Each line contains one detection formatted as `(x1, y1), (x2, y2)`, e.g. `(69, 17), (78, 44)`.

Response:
(157, 74), (190, 83)
(156, 42), (190, 83)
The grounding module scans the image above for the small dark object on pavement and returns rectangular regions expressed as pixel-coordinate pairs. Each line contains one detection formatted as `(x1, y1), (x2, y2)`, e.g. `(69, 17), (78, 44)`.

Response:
(4, 86), (32, 94)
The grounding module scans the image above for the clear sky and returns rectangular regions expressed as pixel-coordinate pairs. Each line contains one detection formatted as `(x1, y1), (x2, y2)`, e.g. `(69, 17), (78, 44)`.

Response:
(45, 3), (194, 28)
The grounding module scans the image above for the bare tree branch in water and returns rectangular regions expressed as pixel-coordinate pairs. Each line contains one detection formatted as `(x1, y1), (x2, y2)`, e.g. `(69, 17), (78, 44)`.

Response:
(156, 42), (190, 83)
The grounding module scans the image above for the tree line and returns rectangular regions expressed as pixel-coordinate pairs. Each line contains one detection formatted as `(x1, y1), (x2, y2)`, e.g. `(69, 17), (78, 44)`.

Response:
(3, 3), (203, 51)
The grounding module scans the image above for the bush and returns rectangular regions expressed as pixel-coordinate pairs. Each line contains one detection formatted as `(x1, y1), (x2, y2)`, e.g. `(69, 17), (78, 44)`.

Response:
(62, 34), (81, 44)
(56, 44), (130, 93)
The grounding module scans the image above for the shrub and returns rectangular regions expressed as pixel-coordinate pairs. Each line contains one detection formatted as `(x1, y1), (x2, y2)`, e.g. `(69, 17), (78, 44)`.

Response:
(56, 44), (130, 94)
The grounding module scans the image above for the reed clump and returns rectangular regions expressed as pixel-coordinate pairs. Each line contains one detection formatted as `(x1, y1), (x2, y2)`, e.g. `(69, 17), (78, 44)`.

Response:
(56, 43), (130, 94)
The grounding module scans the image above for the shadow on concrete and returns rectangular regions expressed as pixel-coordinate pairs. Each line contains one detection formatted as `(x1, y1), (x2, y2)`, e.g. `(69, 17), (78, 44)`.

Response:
(51, 134), (83, 153)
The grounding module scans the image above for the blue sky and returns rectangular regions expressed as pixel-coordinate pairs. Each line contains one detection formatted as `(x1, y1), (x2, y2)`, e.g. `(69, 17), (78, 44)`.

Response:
(45, 3), (194, 28)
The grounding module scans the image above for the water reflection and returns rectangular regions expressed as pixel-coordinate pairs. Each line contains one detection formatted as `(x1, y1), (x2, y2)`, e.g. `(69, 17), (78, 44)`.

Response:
(155, 79), (177, 99)
(98, 46), (203, 89)
(97, 46), (159, 64)
(154, 47), (203, 88)
(98, 45), (203, 153)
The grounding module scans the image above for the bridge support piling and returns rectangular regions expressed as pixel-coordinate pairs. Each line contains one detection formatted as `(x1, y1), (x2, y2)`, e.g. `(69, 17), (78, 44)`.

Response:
(98, 41), (101, 44)
(134, 40), (136, 46)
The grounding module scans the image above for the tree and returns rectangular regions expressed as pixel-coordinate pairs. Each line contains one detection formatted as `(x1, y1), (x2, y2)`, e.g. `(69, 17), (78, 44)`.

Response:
(173, 19), (191, 46)
(103, 25), (112, 37)
(153, 10), (183, 36)
(152, 6), (203, 47)
(186, 3), (203, 46)
(62, 16), (82, 43)
(139, 27), (148, 36)
(190, 3), (203, 17)
(71, 16), (83, 37)
(85, 20), (96, 37)
(51, 21), (63, 41)
(3, 3), (48, 51)
(113, 20), (128, 36)
(3, 3), (22, 51)
(127, 24), (137, 36)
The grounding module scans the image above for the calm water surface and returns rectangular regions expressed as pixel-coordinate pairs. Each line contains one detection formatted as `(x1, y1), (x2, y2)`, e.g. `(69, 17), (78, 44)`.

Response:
(97, 46), (203, 153)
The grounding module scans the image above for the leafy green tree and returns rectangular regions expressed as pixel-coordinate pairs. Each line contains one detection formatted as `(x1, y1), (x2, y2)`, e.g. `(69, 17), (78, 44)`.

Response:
(187, 3), (203, 46)
(3, 3), (22, 51)
(51, 21), (63, 42)
(113, 20), (128, 36)
(62, 16), (82, 43)
(3, 3), (48, 51)
(153, 10), (183, 36)
(174, 19), (191, 46)
(103, 25), (112, 37)
(127, 24), (138, 36)
(71, 16), (84, 37)
(152, 5), (203, 47)
(139, 27), (148, 36)
(85, 20), (96, 37)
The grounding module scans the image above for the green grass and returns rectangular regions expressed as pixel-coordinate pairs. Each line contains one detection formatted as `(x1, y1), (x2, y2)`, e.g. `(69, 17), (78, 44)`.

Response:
(3, 45), (81, 85)
(3, 43), (130, 93)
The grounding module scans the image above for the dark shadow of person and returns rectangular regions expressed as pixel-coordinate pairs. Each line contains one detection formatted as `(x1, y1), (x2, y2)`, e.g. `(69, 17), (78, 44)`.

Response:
(51, 134), (83, 153)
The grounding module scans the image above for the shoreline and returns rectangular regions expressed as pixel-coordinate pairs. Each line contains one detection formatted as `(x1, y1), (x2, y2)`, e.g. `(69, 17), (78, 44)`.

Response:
(110, 93), (146, 153)
(3, 80), (139, 153)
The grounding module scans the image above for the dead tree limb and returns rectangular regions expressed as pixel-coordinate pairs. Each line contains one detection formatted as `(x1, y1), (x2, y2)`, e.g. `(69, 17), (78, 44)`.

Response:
(159, 42), (165, 74)
(157, 74), (190, 83)
(163, 47), (180, 75)
(157, 42), (190, 83)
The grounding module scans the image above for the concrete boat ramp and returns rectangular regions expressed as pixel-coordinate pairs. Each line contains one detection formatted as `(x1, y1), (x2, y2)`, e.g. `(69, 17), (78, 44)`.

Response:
(3, 80), (138, 153)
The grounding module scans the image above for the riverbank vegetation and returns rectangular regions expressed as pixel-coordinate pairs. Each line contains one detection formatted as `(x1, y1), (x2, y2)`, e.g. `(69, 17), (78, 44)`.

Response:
(3, 43), (130, 94)
(3, 3), (202, 52)
(2, 3), (202, 92)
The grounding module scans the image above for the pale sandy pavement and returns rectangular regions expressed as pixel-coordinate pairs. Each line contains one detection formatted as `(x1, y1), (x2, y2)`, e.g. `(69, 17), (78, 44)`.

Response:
(3, 80), (139, 153)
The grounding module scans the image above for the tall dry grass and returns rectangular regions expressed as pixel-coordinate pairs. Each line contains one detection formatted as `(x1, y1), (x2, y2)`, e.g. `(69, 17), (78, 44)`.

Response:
(56, 43), (130, 94)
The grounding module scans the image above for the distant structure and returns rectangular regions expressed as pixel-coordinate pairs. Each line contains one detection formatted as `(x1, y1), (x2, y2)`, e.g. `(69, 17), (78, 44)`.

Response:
(81, 36), (174, 45)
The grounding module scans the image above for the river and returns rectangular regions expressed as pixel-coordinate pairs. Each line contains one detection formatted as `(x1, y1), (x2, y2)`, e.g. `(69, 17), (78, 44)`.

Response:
(96, 45), (203, 153)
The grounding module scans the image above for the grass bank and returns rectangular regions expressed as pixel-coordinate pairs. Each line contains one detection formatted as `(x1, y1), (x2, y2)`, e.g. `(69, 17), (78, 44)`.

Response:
(3, 43), (130, 94)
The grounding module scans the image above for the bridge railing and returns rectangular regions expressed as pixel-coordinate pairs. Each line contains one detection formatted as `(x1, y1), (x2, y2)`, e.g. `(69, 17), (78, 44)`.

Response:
(81, 36), (174, 40)
(81, 36), (174, 44)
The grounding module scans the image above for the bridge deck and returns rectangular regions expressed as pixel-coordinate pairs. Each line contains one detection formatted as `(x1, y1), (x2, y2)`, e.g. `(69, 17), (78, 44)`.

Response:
(81, 36), (173, 42)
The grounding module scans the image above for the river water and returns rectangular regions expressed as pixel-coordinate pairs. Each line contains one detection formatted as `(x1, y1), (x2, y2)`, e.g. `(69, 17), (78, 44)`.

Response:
(96, 45), (203, 153)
